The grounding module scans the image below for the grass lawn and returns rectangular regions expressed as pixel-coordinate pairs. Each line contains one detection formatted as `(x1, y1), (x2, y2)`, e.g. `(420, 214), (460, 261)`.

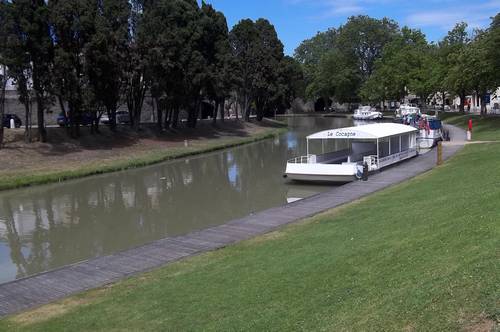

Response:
(439, 112), (500, 141)
(0, 119), (498, 331)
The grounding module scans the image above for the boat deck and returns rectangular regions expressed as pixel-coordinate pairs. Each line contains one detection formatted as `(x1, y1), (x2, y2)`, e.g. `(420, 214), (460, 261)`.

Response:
(0, 125), (466, 317)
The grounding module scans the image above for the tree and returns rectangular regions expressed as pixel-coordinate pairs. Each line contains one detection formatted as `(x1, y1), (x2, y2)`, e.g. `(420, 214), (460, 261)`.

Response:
(50, 0), (96, 138)
(318, 49), (362, 104)
(85, 0), (130, 132)
(294, 28), (337, 85)
(360, 27), (431, 108)
(271, 56), (304, 114)
(230, 19), (259, 121)
(336, 15), (398, 80)
(252, 19), (284, 121)
(442, 22), (471, 112)
(301, 15), (398, 105)
(230, 18), (285, 121)
(199, 2), (233, 124)
(485, 14), (500, 88)
(462, 30), (496, 115)
(140, 0), (205, 129)
(5, 0), (53, 142)
(124, 0), (147, 131)
(0, 0), (10, 148)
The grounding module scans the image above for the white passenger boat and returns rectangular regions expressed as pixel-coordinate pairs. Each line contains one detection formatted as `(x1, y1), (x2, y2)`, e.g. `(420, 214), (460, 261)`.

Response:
(353, 106), (383, 120)
(285, 123), (418, 183)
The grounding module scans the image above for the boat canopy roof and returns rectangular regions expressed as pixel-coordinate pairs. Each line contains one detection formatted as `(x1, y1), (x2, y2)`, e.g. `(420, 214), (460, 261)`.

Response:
(307, 123), (418, 140)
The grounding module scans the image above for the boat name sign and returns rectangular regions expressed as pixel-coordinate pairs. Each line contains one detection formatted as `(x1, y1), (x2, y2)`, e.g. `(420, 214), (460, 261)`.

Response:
(327, 131), (357, 138)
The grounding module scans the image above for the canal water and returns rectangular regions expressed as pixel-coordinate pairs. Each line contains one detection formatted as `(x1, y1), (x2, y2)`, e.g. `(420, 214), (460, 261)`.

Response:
(0, 116), (352, 283)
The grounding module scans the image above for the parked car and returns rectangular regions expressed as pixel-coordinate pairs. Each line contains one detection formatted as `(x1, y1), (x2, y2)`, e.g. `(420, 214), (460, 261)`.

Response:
(57, 112), (95, 127)
(2, 114), (22, 128)
(116, 111), (130, 124)
(100, 113), (110, 124)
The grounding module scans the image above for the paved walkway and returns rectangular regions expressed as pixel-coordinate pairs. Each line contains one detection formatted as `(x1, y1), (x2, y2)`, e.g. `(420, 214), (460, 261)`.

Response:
(0, 125), (466, 317)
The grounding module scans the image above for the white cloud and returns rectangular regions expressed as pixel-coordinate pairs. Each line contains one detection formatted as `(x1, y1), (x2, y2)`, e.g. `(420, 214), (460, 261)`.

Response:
(405, 0), (500, 31)
(287, 0), (367, 19)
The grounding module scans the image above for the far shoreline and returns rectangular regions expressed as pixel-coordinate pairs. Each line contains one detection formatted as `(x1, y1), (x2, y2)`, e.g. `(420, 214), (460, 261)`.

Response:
(0, 119), (287, 192)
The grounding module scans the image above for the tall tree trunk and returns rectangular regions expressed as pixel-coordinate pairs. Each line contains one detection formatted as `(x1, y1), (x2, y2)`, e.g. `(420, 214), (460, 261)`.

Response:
(441, 91), (446, 113)
(167, 106), (174, 126)
(172, 107), (180, 128)
(480, 90), (487, 115)
(220, 97), (225, 122)
(68, 100), (79, 139)
(212, 99), (219, 125)
(127, 73), (146, 132)
(23, 98), (31, 143)
(0, 72), (6, 149)
(164, 107), (171, 129)
(155, 97), (163, 132)
(108, 105), (117, 132)
(243, 93), (251, 122)
(36, 93), (47, 142)
(459, 90), (466, 113)
(234, 95), (239, 120)
(187, 98), (200, 128)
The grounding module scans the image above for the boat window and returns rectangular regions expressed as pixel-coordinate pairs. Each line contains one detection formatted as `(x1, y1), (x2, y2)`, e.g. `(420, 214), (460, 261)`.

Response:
(378, 138), (390, 157)
(351, 141), (377, 162)
(308, 139), (349, 155)
(390, 136), (400, 154)
(401, 134), (409, 151)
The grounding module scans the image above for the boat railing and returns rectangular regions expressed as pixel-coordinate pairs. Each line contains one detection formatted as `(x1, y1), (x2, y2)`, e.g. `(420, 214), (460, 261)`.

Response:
(363, 155), (379, 171)
(287, 155), (314, 164)
(379, 148), (417, 168)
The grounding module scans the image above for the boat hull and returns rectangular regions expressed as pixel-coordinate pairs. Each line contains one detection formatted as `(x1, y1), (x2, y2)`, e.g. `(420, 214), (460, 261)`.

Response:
(286, 172), (356, 183)
(285, 162), (359, 183)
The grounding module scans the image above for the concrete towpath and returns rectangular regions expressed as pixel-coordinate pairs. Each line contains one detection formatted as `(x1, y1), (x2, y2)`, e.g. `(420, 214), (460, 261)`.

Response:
(0, 125), (466, 318)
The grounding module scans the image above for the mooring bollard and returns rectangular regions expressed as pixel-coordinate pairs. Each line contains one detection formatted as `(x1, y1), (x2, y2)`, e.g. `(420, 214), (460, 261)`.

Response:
(437, 141), (443, 165)
(467, 119), (472, 141)
(362, 162), (369, 181)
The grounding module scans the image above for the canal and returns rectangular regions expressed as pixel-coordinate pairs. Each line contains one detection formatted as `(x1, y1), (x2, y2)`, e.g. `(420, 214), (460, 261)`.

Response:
(0, 116), (352, 283)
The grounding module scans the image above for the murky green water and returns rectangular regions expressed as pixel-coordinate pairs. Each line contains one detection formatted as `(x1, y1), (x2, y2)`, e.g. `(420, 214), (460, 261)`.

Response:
(0, 116), (352, 283)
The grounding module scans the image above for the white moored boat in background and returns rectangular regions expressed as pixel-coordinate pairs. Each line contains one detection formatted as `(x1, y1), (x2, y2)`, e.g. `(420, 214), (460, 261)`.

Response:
(417, 115), (443, 149)
(285, 123), (418, 183)
(353, 106), (383, 120)
(395, 104), (421, 119)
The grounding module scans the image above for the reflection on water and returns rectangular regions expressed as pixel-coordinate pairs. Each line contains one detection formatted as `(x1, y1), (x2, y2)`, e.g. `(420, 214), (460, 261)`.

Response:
(0, 116), (352, 283)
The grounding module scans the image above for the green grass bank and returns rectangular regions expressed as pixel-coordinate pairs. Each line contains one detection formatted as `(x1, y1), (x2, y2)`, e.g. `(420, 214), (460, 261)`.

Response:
(0, 118), (498, 331)
(0, 123), (286, 192)
(439, 112), (500, 141)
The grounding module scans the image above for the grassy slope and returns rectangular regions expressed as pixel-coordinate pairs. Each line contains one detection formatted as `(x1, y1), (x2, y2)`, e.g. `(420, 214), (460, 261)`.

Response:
(0, 125), (286, 191)
(1, 119), (499, 331)
(439, 112), (500, 141)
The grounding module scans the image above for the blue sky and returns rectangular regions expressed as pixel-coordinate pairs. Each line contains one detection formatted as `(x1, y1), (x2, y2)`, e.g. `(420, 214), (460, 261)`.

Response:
(203, 0), (500, 55)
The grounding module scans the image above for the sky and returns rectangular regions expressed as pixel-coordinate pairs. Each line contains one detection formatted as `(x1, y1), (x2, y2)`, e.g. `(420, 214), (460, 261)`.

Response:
(203, 0), (500, 55)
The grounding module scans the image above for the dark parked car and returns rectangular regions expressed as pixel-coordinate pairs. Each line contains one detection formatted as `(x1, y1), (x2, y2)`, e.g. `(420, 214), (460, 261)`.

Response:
(116, 111), (130, 124)
(2, 114), (22, 128)
(57, 112), (95, 127)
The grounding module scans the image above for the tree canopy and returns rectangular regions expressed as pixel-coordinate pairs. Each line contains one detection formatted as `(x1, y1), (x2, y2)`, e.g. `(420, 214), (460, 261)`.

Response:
(0, 0), (305, 146)
(297, 14), (500, 112)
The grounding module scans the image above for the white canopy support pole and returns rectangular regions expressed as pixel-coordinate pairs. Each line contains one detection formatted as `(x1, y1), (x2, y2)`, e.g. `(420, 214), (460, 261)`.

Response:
(388, 137), (391, 155)
(322, 139), (324, 154)
(306, 138), (309, 156)
(399, 135), (402, 152)
(347, 139), (351, 162)
(376, 138), (379, 167)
